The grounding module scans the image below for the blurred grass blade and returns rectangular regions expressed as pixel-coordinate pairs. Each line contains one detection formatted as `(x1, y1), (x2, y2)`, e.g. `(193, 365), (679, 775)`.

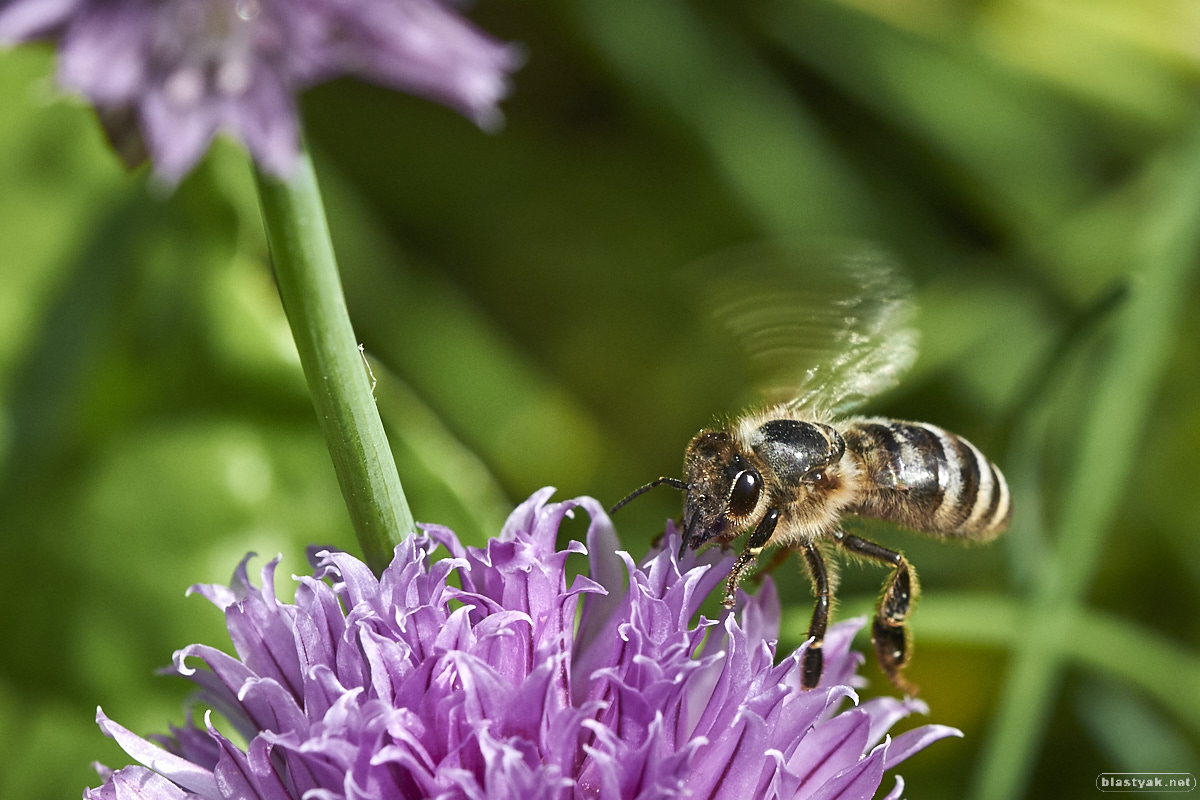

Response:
(1068, 616), (1200, 742)
(0, 189), (147, 493)
(752, 0), (1095, 240)
(369, 357), (512, 547)
(889, 592), (1022, 648)
(890, 591), (1200, 740)
(317, 162), (607, 497)
(999, 404), (1052, 594)
(996, 280), (1129, 444)
(971, 120), (1200, 800)
(998, 281), (1128, 590)
(555, 0), (872, 235)
(1075, 678), (1199, 774)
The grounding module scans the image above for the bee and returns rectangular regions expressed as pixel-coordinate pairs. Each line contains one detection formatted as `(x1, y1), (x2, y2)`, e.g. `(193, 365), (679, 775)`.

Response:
(613, 241), (1011, 695)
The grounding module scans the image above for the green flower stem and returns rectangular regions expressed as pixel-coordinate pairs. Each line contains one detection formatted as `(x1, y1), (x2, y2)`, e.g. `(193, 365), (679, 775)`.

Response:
(253, 147), (414, 572)
(970, 125), (1200, 800)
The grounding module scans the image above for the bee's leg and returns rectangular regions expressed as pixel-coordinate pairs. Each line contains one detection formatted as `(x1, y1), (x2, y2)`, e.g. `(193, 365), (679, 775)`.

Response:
(798, 541), (831, 690)
(832, 530), (920, 695)
(721, 509), (780, 608)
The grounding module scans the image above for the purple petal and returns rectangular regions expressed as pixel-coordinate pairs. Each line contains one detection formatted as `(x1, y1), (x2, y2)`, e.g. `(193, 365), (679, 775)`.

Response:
(788, 709), (872, 797)
(83, 765), (201, 800)
(497, 486), (558, 543)
(884, 724), (964, 768)
(496, 652), (567, 742)
(225, 61), (299, 178)
(0, 0), (79, 42)
(324, 0), (521, 126)
(235, 676), (307, 736)
(56, 2), (152, 102)
(816, 618), (869, 691)
(216, 558), (304, 701)
(741, 575), (782, 646)
(15, 0), (521, 181)
(859, 695), (929, 748)
(572, 497), (623, 671)
(205, 718), (265, 800)
(151, 713), (219, 771)
(170, 644), (257, 738)
(244, 737), (294, 800)
(686, 615), (761, 740)
(805, 740), (887, 800)
(138, 88), (221, 183)
(94, 709), (219, 798)
(682, 711), (771, 799)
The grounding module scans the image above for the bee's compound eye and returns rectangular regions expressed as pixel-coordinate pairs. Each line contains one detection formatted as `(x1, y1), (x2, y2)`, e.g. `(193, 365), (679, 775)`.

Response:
(727, 469), (762, 517)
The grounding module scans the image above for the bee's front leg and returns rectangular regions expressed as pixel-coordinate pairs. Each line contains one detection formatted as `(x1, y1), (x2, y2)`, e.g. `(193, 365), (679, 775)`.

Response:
(721, 509), (780, 608)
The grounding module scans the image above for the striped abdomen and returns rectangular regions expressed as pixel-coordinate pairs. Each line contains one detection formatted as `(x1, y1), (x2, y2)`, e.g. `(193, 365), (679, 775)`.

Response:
(841, 418), (1011, 540)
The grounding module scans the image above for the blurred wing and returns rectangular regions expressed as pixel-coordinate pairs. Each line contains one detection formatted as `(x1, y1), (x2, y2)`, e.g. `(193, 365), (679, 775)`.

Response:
(681, 239), (919, 414)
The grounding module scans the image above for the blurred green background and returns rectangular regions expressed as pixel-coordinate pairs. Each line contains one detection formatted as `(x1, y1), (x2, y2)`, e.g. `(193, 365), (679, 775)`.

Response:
(2, 0), (1199, 798)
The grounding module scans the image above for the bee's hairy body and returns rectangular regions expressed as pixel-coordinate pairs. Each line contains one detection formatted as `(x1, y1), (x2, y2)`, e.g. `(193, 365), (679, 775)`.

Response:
(678, 405), (1011, 694)
(711, 407), (1011, 551)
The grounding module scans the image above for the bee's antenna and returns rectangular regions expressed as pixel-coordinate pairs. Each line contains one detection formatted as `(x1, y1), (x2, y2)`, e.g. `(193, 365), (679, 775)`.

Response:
(609, 477), (689, 515)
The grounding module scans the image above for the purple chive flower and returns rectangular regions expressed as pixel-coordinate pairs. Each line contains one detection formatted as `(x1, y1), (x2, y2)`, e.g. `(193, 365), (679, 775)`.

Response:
(0, 0), (520, 180)
(85, 489), (959, 800)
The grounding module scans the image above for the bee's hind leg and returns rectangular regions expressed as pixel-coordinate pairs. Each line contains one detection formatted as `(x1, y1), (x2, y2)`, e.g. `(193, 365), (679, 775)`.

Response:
(833, 530), (920, 695)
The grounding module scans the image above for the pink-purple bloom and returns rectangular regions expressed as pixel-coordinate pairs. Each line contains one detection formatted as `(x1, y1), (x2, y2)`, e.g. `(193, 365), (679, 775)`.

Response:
(85, 489), (959, 799)
(0, 0), (520, 180)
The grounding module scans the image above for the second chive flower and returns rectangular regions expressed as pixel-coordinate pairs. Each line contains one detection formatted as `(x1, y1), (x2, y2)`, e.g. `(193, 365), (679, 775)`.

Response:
(0, 0), (521, 180)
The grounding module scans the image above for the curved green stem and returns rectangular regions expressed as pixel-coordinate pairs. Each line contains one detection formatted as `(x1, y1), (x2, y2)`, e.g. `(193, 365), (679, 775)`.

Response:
(253, 147), (414, 572)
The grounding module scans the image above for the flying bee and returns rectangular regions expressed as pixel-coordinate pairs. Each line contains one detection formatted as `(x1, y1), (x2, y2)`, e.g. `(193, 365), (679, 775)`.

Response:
(613, 240), (1011, 695)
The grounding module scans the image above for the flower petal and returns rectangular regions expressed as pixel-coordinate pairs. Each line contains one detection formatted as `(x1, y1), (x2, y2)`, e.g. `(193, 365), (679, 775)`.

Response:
(788, 708), (872, 798)
(84, 764), (203, 800)
(95, 709), (219, 799)
(0, 0), (79, 42)
(884, 724), (964, 768)
(805, 738), (887, 800)
(859, 695), (928, 748)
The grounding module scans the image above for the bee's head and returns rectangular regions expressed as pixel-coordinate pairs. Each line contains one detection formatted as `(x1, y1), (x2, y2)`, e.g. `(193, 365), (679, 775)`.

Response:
(680, 430), (765, 554)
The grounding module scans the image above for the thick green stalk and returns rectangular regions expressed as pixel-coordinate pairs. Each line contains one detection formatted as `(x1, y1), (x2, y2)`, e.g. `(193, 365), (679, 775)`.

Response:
(253, 148), (414, 572)
(969, 125), (1200, 800)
